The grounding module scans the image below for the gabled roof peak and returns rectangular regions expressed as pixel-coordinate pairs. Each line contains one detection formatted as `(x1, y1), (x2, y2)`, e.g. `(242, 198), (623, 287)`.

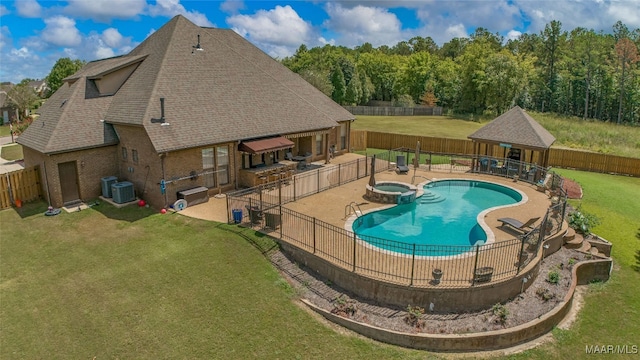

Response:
(468, 106), (556, 150)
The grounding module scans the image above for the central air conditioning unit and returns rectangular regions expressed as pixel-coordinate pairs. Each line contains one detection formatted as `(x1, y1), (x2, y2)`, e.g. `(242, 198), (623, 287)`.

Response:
(111, 181), (136, 204)
(101, 176), (118, 198)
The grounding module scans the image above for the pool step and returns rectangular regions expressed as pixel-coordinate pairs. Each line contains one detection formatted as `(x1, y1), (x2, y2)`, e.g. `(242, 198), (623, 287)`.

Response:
(420, 191), (446, 204)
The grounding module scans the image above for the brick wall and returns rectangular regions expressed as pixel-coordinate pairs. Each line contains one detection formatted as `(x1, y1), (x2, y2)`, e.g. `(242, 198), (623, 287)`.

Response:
(112, 125), (239, 209)
(114, 125), (163, 207)
(23, 145), (118, 207)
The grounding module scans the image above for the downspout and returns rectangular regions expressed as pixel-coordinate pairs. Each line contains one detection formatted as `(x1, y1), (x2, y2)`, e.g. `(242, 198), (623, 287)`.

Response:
(235, 141), (240, 190)
(42, 159), (52, 206)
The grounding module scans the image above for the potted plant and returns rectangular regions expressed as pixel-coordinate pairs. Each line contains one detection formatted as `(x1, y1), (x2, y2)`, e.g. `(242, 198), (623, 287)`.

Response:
(432, 268), (443, 285)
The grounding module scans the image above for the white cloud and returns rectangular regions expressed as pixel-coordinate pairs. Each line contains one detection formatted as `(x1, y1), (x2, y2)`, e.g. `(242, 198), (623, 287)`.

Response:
(323, 3), (406, 47)
(607, 1), (640, 29)
(220, 0), (245, 14)
(64, 0), (146, 21)
(228, 5), (313, 47)
(0, 25), (10, 50)
(444, 24), (468, 40)
(41, 16), (82, 47)
(318, 37), (335, 46)
(506, 30), (522, 42)
(148, 0), (214, 27)
(0, 47), (43, 83)
(95, 44), (115, 59)
(0, 5), (10, 16)
(10, 46), (32, 59)
(15, 0), (42, 18)
(512, 0), (626, 34)
(102, 27), (124, 48)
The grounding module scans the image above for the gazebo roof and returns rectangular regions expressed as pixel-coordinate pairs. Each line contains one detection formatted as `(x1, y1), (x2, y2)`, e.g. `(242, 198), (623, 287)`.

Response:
(468, 106), (556, 150)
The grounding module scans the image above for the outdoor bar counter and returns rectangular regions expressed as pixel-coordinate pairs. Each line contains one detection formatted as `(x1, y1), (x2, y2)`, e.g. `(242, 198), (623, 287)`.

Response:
(238, 161), (297, 188)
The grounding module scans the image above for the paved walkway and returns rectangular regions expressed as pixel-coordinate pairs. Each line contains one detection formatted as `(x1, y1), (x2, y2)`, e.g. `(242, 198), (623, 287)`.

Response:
(0, 136), (24, 174)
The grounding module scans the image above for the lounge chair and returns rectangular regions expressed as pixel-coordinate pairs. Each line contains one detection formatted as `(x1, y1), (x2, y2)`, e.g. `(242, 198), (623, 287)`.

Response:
(497, 217), (540, 232)
(396, 155), (409, 173)
(285, 152), (294, 161)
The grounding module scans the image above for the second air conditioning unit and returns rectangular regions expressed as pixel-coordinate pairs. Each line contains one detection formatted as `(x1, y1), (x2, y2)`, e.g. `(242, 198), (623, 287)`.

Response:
(111, 181), (135, 204)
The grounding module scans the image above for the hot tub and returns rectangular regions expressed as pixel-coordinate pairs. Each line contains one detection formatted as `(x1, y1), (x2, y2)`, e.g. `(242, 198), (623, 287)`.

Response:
(365, 181), (417, 204)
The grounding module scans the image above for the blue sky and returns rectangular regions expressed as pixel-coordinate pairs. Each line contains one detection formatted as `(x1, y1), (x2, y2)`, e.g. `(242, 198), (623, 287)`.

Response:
(1, 0), (639, 84)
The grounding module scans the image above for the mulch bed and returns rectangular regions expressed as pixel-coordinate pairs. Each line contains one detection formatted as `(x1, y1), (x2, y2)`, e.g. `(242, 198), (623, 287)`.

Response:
(272, 247), (588, 336)
(562, 178), (583, 199)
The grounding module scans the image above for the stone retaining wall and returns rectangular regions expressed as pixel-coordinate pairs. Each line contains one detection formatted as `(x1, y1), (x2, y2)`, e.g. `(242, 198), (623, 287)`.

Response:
(301, 258), (612, 351)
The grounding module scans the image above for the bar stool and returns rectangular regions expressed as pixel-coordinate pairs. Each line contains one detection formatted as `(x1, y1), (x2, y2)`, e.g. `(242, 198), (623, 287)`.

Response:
(258, 172), (268, 187)
(269, 169), (280, 183)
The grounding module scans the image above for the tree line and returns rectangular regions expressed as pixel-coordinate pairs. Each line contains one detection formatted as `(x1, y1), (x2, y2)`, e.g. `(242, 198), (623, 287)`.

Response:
(281, 20), (640, 124)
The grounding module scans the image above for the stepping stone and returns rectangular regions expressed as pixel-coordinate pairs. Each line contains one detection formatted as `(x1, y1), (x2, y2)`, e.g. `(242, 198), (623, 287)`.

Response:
(564, 233), (584, 249)
(578, 241), (592, 253)
(563, 228), (576, 242)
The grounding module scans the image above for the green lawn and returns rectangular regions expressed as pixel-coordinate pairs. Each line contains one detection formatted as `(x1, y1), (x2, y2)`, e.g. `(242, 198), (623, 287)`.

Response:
(0, 202), (430, 359)
(0, 143), (23, 161)
(0, 124), (11, 137)
(505, 169), (640, 359)
(352, 115), (485, 139)
(353, 114), (640, 158)
(1, 173), (638, 359)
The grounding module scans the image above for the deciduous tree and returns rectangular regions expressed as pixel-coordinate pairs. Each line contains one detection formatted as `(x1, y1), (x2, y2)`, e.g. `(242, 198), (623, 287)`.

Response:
(615, 37), (639, 123)
(7, 80), (39, 122)
(45, 57), (85, 97)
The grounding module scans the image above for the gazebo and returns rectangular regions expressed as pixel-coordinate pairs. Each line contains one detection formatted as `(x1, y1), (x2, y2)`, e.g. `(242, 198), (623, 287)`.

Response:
(468, 106), (556, 179)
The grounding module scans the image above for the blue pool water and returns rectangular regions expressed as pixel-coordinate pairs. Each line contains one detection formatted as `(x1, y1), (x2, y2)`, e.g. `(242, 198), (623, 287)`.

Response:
(352, 180), (522, 256)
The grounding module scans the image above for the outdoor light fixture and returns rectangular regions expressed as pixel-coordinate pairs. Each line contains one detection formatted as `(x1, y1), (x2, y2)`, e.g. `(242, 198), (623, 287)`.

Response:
(192, 34), (204, 54)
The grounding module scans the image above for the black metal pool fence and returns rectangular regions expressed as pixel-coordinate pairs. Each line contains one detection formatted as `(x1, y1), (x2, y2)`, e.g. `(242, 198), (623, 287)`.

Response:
(226, 152), (567, 287)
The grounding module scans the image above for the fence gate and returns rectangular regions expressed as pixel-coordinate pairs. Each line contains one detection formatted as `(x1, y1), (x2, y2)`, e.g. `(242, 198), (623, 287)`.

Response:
(0, 166), (42, 209)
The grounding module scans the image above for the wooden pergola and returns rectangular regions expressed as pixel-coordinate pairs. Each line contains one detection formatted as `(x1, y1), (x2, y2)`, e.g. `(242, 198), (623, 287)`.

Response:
(468, 106), (556, 170)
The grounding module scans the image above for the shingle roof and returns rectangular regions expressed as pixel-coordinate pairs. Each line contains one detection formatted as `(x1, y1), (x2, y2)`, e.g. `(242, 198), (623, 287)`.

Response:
(17, 58), (120, 154)
(19, 15), (354, 155)
(467, 106), (555, 150)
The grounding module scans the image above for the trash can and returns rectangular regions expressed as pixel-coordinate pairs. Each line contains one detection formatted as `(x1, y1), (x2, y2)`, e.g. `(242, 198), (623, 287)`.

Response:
(232, 209), (243, 224)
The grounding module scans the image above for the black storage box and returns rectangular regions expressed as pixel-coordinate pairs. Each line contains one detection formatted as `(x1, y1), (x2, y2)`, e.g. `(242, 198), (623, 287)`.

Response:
(177, 186), (209, 206)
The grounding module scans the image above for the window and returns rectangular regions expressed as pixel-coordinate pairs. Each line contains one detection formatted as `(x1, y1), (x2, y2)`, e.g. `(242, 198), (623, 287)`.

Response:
(202, 148), (215, 188)
(202, 146), (230, 188)
(340, 123), (347, 150)
(216, 145), (229, 186)
(121, 147), (127, 161)
(315, 134), (323, 155)
(132, 149), (139, 163)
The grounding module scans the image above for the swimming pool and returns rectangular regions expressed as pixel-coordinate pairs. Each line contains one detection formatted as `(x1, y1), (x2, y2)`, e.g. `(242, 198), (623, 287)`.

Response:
(351, 179), (525, 256)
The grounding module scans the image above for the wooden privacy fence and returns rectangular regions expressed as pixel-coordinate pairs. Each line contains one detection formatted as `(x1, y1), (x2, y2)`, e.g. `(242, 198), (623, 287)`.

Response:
(0, 166), (42, 209)
(344, 106), (443, 116)
(351, 130), (640, 177)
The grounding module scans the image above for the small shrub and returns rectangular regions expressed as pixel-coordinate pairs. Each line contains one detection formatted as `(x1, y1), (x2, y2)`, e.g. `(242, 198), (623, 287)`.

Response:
(535, 287), (555, 301)
(568, 258), (577, 267)
(491, 303), (508, 325)
(13, 117), (33, 136)
(393, 94), (415, 107)
(547, 270), (561, 284)
(331, 296), (357, 317)
(568, 209), (600, 235)
(404, 305), (426, 328)
(274, 278), (294, 295)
